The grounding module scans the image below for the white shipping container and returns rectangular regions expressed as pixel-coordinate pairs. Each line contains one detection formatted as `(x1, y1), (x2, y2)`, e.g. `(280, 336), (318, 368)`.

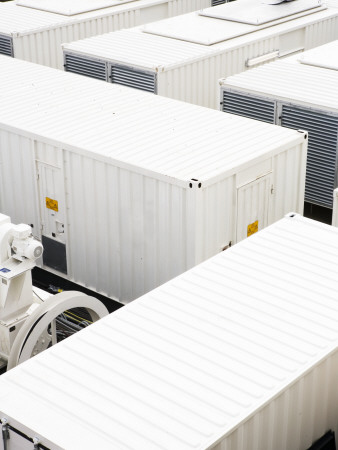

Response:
(220, 40), (338, 210)
(0, 214), (338, 450)
(61, 0), (338, 109)
(0, 57), (307, 303)
(333, 188), (338, 226)
(0, 0), (212, 70)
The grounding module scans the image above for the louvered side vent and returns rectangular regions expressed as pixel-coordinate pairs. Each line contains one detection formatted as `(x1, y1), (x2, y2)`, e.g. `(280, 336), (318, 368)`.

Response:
(0, 34), (13, 57)
(110, 65), (157, 93)
(222, 90), (275, 123)
(281, 105), (338, 208)
(212, 0), (226, 5)
(64, 53), (107, 81)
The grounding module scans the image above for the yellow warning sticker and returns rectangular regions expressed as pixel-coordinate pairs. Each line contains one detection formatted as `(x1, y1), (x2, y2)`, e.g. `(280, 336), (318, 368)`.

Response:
(247, 220), (258, 237)
(46, 197), (58, 212)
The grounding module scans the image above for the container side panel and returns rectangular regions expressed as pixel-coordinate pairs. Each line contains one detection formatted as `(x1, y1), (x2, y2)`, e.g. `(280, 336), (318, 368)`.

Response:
(333, 189), (338, 227)
(272, 142), (306, 220)
(304, 15), (338, 50)
(212, 352), (338, 450)
(168, 0), (211, 17)
(195, 177), (235, 263)
(158, 36), (279, 109)
(0, 131), (39, 236)
(64, 151), (189, 303)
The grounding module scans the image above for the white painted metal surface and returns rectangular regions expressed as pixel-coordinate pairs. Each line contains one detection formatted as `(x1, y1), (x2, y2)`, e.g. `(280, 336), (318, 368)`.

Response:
(298, 39), (338, 70)
(333, 188), (338, 226)
(199, 0), (324, 25)
(220, 48), (338, 112)
(0, 214), (338, 450)
(62, 2), (338, 108)
(219, 41), (338, 209)
(0, 0), (210, 69)
(16, 0), (139, 15)
(0, 56), (307, 303)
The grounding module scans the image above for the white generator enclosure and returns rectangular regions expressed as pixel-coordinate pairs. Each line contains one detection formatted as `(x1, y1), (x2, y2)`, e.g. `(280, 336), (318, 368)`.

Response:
(333, 188), (338, 227)
(62, 0), (338, 109)
(0, 57), (307, 304)
(0, 214), (338, 450)
(0, 0), (212, 69)
(220, 40), (338, 210)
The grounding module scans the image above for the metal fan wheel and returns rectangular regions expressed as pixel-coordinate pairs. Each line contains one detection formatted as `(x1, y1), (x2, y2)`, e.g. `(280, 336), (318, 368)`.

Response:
(7, 291), (108, 370)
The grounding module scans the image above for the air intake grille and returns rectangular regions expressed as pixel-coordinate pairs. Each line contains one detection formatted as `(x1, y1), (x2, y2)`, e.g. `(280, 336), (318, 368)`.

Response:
(110, 65), (157, 93)
(64, 53), (107, 81)
(212, 0), (226, 5)
(222, 90), (275, 123)
(0, 35), (13, 57)
(281, 105), (338, 208)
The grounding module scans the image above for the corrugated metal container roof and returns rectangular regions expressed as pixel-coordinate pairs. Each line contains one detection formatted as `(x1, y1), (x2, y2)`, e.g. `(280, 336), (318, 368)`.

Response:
(0, 0), (163, 35)
(221, 47), (338, 112)
(0, 56), (304, 185)
(62, 4), (337, 70)
(0, 214), (338, 449)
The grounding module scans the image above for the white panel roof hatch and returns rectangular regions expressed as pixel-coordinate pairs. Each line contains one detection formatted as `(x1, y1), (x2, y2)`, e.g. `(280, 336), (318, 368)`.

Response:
(143, 0), (326, 45)
(298, 40), (338, 71)
(16, 0), (139, 16)
(200, 0), (324, 25)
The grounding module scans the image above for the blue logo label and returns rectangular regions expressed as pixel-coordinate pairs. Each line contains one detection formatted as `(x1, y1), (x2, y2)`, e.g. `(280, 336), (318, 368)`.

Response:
(0, 268), (10, 273)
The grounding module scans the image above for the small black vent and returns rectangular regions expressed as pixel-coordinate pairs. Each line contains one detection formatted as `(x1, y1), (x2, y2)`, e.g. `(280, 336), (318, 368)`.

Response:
(110, 64), (157, 93)
(212, 0), (226, 5)
(64, 53), (107, 81)
(281, 105), (338, 208)
(222, 90), (275, 123)
(0, 34), (13, 57)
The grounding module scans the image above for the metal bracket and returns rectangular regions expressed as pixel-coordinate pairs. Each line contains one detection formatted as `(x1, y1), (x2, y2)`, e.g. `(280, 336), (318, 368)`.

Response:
(1, 418), (10, 449)
(33, 436), (41, 449)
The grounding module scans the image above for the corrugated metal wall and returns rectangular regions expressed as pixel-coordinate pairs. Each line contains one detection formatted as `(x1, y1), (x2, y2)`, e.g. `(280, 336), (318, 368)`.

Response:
(333, 188), (338, 227)
(63, 150), (194, 302)
(0, 131), (39, 232)
(158, 37), (279, 109)
(304, 15), (338, 49)
(213, 353), (338, 450)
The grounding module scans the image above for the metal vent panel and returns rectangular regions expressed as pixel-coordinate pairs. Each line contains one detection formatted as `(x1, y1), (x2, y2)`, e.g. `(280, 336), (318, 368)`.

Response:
(110, 64), (157, 93)
(0, 34), (13, 57)
(64, 53), (107, 81)
(212, 0), (226, 6)
(281, 105), (338, 208)
(222, 90), (275, 124)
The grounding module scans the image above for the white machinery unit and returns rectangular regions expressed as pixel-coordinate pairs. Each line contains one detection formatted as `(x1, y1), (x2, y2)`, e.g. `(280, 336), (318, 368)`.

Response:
(62, 0), (338, 108)
(0, 0), (212, 70)
(220, 40), (338, 209)
(333, 188), (338, 226)
(0, 56), (307, 304)
(0, 214), (337, 449)
(0, 213), (108, 371)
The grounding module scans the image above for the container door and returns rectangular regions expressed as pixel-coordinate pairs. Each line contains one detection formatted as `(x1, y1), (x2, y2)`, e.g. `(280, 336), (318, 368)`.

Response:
(236, 173), (272, 243)
(37, 162), (67, 274)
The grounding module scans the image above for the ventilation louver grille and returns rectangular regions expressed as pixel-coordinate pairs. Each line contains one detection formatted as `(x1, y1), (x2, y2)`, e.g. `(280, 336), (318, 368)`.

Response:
(222, 90), (275, 123)
(281, 106), (338, 208)
(64, 54), (107, 81)
(110, 65), (157, 93)
(0, 35), (13, 57)
(212, 0), (226, 5)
